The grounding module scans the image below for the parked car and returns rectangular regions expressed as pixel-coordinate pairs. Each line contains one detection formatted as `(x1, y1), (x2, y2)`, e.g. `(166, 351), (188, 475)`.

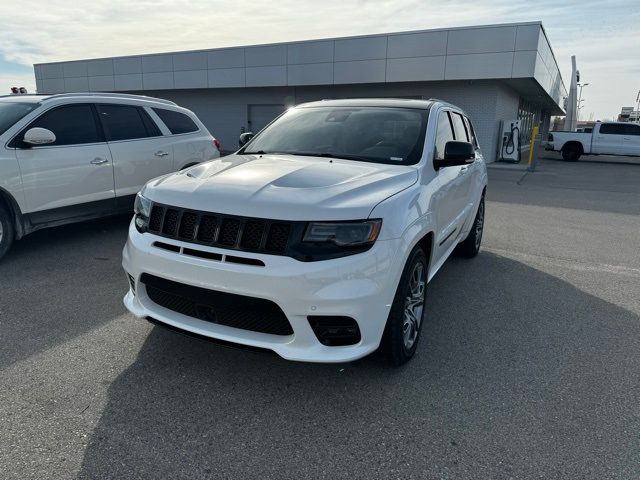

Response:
(123, 98), (487, 365)
(0, 92), (220, 259)
(547, 122), (640, 161)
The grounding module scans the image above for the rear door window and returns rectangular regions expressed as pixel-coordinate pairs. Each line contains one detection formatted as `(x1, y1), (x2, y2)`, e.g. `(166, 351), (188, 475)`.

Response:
(152, 108), (199, 134)
(622, 124), (640, 136)
(434, 111), (455, 161)
(97, 104), (161, 141)
(599, 123), (625, 135)
(20, 104), (102, 146)
(450, 112), (469, 142)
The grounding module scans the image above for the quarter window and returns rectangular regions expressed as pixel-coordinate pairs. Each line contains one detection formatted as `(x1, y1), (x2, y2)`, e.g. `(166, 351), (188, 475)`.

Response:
(152, 108), (199, 134)
(97, 104), (160, 141)
(434, 111), (455, 161)
(23, 104), (101, 146)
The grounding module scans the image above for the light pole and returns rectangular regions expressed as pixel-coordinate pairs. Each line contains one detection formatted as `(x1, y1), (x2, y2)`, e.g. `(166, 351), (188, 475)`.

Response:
(577, 83), (589, 121)
(636, 90), (640, 124)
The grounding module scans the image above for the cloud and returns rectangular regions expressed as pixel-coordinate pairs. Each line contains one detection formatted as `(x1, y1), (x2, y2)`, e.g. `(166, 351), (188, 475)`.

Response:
(0, 0), (637, 118)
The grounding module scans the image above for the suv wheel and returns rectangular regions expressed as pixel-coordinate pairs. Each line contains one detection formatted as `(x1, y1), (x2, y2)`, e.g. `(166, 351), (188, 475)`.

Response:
(455, 194), (485, 258)
(0, 205), (15, 261)
(382, 246), (428, 366)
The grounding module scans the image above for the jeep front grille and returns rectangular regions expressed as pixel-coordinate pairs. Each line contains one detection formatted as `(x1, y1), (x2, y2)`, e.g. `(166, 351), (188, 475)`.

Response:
(147, 203), (293, 255)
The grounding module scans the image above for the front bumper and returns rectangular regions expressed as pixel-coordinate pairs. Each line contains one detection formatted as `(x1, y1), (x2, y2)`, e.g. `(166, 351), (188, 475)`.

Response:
(122, 220), (403, 362)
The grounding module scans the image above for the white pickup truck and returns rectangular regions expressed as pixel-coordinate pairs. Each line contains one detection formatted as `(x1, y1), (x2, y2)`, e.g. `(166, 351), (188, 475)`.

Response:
(547, 122), (640, 161)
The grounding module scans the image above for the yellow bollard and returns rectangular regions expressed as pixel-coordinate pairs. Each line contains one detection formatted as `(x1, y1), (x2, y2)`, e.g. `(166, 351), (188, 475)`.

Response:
(528, 125), (539, 167)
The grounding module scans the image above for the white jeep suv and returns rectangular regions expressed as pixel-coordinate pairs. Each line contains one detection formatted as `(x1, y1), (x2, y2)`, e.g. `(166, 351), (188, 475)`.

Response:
(123, 99), (487, 365)
(0, 93), (220, 259)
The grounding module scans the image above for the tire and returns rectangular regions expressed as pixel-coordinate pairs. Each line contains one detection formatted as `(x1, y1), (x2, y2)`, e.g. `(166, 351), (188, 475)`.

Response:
(382, 246), (428, 366)
(455, 194), (485, 258)
(562, 145), (581, 161)
(0, 205), (15, 261)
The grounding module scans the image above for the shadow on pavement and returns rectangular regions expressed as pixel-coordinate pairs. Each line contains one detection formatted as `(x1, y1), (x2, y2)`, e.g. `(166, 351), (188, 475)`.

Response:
(78, 252), (640, 479)
(0, 215), (131, 369)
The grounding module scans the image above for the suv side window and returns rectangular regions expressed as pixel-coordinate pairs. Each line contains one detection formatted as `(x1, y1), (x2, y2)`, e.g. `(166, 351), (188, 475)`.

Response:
(152, 108), (199, 134)
(434, 111), (455, 161)
(19, 104), (101, 146)
(463, 116), (478, 147)
(450, 112), (469, 142)
(599, 123), (625, 135)
(97, 104), (161, 141)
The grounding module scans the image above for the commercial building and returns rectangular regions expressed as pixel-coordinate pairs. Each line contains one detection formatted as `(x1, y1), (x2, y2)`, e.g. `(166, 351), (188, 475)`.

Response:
(34, 21), (566, 161)
(618, 107), (640, 123)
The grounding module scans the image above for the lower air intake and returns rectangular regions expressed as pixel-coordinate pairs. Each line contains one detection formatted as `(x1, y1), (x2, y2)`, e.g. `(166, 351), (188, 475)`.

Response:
(141, 273), (293, 336)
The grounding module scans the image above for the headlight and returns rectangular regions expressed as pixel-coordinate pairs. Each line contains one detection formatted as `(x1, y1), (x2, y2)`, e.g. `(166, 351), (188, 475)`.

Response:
(133, 192), (152, 232)
(303, 220), (382, 246)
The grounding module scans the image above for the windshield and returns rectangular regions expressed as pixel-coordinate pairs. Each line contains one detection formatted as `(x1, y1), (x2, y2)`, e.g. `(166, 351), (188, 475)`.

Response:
(243, 106), (428, 165)
(0, 102), (40, 136)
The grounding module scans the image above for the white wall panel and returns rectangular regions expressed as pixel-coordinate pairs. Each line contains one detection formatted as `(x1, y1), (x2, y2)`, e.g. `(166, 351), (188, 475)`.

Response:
(208, 68), (245, 88)
(386, 56), (445, 82)
(334, 36), (387, 61)
(288, 63), (333, 85)
(447, 26), (517, 55)
(114, 57), (142, 75)
(445, 52), (514, 79)
(287, 41), (334, 64)
(334, 60), (386, 84)
(387, 32), (447, 58)
(88, 75), (115, 91)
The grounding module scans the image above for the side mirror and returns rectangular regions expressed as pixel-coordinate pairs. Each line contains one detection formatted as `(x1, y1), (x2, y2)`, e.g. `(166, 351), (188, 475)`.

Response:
(435, 141), (475, 170)
(238, 132), (254, 148)
(23, 127), (56, 146)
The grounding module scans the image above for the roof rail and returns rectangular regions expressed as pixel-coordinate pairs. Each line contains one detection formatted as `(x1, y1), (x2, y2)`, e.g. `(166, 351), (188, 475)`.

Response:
(42, 92), (177, 106)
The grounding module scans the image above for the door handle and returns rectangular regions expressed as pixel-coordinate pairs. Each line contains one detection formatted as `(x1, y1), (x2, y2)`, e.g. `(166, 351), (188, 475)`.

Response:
(155, 151), (169, 157)
(90, 158), (108, 165)
(459, 166), (469, 175)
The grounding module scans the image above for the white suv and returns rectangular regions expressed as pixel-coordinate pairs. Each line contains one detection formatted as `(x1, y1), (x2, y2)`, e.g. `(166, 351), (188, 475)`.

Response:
(0, 93), (220, 259)
(123, 99), (487, 365)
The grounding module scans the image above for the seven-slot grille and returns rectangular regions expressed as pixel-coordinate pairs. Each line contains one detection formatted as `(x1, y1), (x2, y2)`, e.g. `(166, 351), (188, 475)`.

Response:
(147, 203), (293, 255)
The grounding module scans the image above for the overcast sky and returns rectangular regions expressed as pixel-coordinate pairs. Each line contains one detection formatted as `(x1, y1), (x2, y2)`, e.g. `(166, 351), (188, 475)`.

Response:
(1, 0), (638, 119)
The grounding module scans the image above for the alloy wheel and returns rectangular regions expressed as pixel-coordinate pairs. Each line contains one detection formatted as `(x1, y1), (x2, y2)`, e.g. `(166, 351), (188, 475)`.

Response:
(474, 200), (484, 250)
(403, 261), (426, 350)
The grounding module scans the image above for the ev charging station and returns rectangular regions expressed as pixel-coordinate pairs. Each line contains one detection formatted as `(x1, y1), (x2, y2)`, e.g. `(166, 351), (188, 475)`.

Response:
(498, 119), (521, 162)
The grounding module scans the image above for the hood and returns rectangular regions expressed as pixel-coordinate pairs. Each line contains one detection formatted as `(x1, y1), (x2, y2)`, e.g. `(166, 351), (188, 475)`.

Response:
(145, 153), (418, 221)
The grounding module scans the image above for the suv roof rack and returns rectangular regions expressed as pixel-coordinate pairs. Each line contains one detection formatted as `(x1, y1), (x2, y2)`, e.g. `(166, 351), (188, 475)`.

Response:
(42, 92), (177, 106)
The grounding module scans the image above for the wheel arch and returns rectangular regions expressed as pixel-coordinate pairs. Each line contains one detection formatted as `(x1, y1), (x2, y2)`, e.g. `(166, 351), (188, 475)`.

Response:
(0, 187), (25, 239)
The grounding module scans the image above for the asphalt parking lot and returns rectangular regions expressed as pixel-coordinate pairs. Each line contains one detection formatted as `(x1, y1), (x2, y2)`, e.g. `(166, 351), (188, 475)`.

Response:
(1, 156), (639, 479)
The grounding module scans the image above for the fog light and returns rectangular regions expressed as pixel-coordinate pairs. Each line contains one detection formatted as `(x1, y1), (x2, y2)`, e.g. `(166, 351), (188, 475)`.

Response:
(308, 316), (361, 346)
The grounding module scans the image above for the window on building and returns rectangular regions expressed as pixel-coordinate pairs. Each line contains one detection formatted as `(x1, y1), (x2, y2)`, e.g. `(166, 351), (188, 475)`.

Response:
(153, 108), (199, 134)
(518, 99), (541, 147)
(24, 104), (101, 146)
(97, 104), (161, 141)
(434, 111), (455, 161)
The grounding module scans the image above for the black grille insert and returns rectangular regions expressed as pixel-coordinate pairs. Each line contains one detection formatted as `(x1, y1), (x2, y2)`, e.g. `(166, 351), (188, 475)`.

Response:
(146, 203), (296, 257)
(141, 273), (293, 336)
